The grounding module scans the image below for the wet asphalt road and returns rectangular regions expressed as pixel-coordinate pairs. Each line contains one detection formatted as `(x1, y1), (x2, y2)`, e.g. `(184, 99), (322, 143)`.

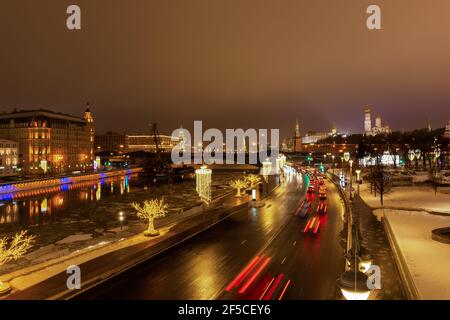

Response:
(76, 172), (345, 300)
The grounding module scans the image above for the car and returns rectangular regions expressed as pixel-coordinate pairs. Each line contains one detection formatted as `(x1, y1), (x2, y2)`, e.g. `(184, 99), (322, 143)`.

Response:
(298, 198), (307, 208)
(319, 191), (327, 200)
(304, 215), (321, 234)
(307, 185), (315, 193)
(296, 200), (312, 217)
(317, 202), (328, 214)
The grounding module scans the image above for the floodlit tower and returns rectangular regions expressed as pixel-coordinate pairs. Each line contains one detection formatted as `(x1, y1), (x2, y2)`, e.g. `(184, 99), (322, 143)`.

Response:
(83, 103), (95, 161)
(444, 120), (450, 139)
(364, 108), (372, 134)
(242, 135), (247, 153)
(178, 124), (185, 153)
(375, 116), (382, 128)
(294, 119), (302, 152)
(331, 127), (337, 136)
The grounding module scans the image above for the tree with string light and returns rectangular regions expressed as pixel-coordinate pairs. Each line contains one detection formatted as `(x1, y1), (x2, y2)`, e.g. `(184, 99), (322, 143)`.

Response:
(230, 178), (247, 197)
(132, 199), (169, 237)
(244, 174), (261, 189)
(0, 230), (35, 295)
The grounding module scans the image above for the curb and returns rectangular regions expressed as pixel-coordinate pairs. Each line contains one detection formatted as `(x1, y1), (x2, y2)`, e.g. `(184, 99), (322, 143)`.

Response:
(382, 213), (421, 300)
(366, 205), (450, 217)
(327, 172), (352, 253)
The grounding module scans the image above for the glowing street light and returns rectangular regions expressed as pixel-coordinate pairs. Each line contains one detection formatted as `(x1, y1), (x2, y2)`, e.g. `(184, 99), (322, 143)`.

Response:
(275, 158), (281, 173)
(408, 149), (415, 162)
(262, 159), (272, 177)
(118, 211), (125, 230)
(434, 147), (441, 159)
(332, 155), (336, 174)
(337, 249), (371, 300)
(355, 169), (361, 194)
(343, 152), (350, 163)
(358, 246), (374, 273)
(414, 149), (422, 160)
(355, 169), (361, 181)
(337, 267), (371, 300)
(349, 159), (353, 196)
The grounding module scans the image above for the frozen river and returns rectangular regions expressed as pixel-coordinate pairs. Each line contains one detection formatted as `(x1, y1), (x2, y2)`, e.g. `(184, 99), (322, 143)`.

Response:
(0, 171), (243, 248)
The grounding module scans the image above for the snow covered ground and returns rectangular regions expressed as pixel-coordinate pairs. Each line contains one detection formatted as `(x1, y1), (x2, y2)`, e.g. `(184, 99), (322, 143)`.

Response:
(358, 180), (450, 299)
(378, 209), (450, 299)
(359, 182), (450, 214)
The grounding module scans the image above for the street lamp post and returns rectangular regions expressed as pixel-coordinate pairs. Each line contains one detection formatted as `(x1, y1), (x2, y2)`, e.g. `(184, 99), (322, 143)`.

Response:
(118, 211), (125, 230)
(337, 211), (373, 300)
(337, 248), (371, 300)
(433, 147), (441, 195)
(349, 160), (353, 196)
(343, 152), (350, 192)
(332, 155), (335, 174)
(408, 149), (416, 170)
(355, 169), (361, 195)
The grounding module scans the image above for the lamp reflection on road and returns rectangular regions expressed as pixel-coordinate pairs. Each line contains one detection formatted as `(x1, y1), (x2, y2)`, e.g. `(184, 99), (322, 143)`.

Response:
(96, 182), (102, 201)
(186, 247), (222, 299)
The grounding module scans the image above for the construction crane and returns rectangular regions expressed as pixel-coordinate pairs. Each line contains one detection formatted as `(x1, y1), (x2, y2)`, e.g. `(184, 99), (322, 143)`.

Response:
(150, 122), (169, 173)
(151, 123), (162, 161)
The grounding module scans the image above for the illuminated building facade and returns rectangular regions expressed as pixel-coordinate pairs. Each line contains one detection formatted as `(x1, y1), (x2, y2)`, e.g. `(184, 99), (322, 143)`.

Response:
(364, 107), (372, 134)
(0, 107), (94, 174)
(363, 107), (392, 136)
(95, 131), (126, 153)
(0, 139), (18, 177)
(294, 119), (302, 152)
(302, 131), (329, 144)
(125, 134), (179, 153)
(444, 120), (450, 139)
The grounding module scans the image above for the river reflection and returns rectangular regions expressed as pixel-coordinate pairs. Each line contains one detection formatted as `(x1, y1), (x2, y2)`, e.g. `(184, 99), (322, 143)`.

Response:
(0, 174), (138, 228)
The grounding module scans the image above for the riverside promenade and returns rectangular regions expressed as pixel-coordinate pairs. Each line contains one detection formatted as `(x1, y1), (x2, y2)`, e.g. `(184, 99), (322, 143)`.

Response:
(2, 177), (281, 300)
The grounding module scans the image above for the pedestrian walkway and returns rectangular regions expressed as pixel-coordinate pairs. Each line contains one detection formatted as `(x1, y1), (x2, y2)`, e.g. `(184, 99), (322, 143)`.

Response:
(351, 195), (405, 300)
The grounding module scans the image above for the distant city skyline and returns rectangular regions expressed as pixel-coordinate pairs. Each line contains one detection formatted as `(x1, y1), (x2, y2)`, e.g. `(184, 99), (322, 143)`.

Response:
(1, 1), (450, 138)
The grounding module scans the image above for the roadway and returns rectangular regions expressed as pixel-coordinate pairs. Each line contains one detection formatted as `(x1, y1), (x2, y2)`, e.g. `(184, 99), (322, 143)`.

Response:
(75, 169), (345, 300)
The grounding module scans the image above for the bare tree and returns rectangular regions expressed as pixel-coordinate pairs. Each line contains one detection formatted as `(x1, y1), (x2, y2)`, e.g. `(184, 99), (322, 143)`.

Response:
(371, 166), (392, 206)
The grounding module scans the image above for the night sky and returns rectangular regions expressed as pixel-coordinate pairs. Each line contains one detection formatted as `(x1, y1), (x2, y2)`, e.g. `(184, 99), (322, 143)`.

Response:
(1, 0), (450, 139)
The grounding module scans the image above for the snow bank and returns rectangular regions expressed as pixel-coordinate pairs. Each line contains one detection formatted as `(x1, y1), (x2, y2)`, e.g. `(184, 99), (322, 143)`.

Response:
(55, 234), (93, 245)
(360, 183), (450, 214)
(380, 209), (450, 299)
